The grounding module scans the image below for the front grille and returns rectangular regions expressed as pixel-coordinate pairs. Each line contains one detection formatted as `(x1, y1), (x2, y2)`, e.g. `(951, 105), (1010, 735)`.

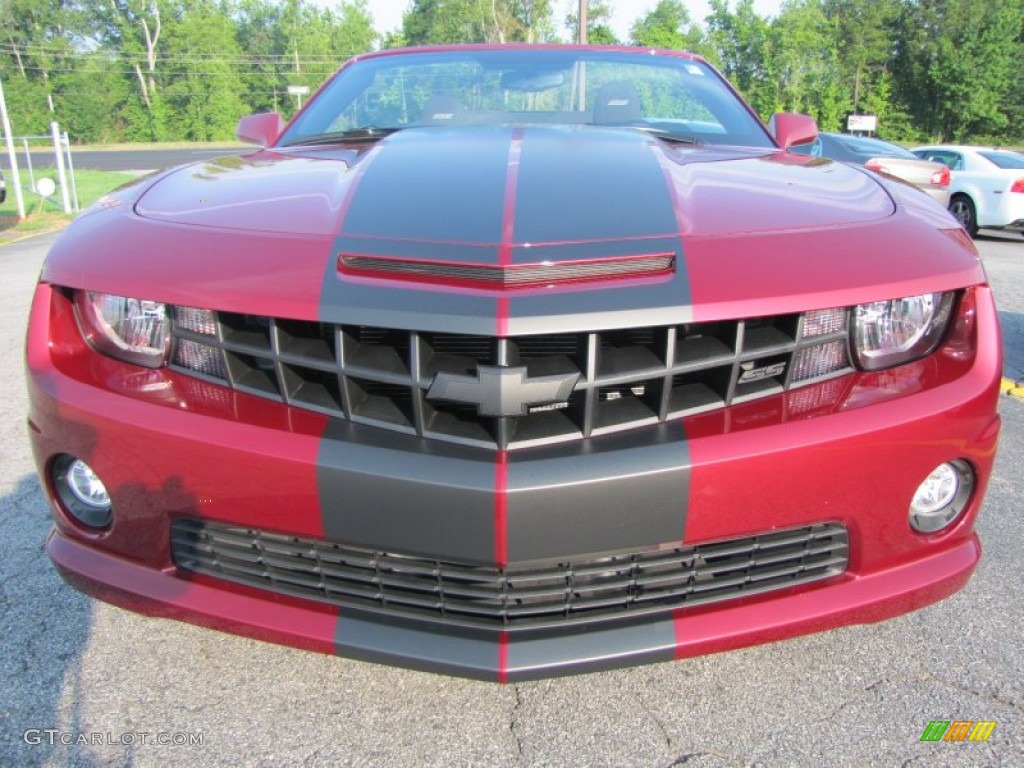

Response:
(169, 310), (852, 449)
(172, 519), (849, 629)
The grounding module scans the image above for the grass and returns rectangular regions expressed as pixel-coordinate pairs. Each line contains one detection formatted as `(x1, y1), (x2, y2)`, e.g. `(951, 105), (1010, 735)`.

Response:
(0, 167), (139, 241)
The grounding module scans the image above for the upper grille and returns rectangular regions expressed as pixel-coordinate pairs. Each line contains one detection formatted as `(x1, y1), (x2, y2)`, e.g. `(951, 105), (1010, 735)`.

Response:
(172, 519), (849, 629)
(169, 309), (852, 449)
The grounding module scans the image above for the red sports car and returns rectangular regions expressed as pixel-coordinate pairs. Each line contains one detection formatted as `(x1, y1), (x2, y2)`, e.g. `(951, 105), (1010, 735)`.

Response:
(27, 45), (1001, 681)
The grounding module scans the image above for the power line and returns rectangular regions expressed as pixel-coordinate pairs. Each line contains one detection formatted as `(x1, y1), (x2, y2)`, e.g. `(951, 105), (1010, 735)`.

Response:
(8, 63), (338, 76)
(1, 42), (361, 64)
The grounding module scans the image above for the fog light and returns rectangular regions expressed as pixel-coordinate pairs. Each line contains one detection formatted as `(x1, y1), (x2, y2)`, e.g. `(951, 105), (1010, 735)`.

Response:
(52, 455), (113, 529)
(909, 460), (973, 533)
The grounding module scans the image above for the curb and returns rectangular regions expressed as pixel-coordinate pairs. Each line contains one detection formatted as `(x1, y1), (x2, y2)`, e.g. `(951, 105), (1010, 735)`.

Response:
(0, 225), (68, 247)
(1002, 378), (1024, 400)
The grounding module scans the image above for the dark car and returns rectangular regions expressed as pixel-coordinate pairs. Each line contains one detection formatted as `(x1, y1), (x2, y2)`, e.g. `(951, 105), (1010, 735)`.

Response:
(793, 132), (951, 206)
(0, 169), (6, 205)
(27, 45), (1001, 681)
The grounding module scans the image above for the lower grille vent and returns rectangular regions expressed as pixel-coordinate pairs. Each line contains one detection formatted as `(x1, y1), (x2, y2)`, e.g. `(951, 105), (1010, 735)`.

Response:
(172, 520), (849, 629)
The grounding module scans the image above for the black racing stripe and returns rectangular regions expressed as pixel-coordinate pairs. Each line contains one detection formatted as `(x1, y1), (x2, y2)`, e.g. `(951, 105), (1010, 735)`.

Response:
(319, 130), (507, 331)
(505, 241), (690, 335)
(506, 138), (691, 335)
(337, 235), (498, 264)
(512, 126), (680, 246)
(509, 235), (680, 263)
(318, 273), (499, 330)
(318, 274), (500, 331)
(333, 609), (678, 681)
(335, 610), (500, 682)
(323, 231), (500, 331)
(505, 617), (677, 681)
(316, 420), (497, 565)
(341, 127), (514, 244)
(505, 422), (690, 562)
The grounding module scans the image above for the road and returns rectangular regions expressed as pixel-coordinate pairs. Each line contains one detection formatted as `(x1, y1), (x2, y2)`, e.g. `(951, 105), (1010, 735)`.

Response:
(978, 231), (1024, 382)
(0, 232), (1021, 767)
(0, 147), (245, 174)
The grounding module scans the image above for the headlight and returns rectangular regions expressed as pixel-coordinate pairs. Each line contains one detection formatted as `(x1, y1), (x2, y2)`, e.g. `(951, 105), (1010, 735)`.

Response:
(74, 291), (170, 368)
(851, 292), (955, 371)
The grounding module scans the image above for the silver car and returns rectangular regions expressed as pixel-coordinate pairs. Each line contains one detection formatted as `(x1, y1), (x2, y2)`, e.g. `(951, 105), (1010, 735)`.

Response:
(794, 133), (951, 207)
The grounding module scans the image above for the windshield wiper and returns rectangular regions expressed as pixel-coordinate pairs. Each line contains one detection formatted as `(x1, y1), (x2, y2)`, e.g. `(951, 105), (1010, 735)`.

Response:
(283, 126), (402, 147)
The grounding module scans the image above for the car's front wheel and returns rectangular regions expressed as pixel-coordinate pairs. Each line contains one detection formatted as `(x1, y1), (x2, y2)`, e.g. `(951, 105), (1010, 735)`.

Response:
(949, 194), (978, 237)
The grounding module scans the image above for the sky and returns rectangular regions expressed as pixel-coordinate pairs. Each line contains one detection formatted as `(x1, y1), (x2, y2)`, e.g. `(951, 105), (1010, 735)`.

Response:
(344, 1), (785, 43)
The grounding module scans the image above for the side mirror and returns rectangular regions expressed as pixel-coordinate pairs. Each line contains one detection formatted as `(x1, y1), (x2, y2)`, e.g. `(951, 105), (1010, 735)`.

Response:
(769, 112), (818, 151)
(236, 112), (284, 147)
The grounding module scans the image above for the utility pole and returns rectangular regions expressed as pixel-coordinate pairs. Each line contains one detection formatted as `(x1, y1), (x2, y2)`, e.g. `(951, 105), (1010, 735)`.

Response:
(50, 120), (71, 214)
(0, 73), (26, 220)
(577, 0), (588, 111)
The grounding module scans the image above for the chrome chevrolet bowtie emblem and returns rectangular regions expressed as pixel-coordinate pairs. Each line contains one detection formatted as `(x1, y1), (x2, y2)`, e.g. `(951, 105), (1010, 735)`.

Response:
(427, 366), (580, 417)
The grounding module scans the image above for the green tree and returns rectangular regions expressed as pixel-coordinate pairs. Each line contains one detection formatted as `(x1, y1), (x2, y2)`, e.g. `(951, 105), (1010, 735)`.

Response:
(771, 0), (849, 130)
(705, 0), (778, 117)
(900, 0), (1023, 141)
(235, 0), (286, 115)
(566, 0), (617, 44)
(823, 0), (899, 115)
(404, 0), (491, 44)
(630, 0), (705, 51)
(233, 0), (375, 120)
(333, 0), (376, 55)
(404, 0), (552, 44)
(0, 0), (85, 134)
(54, 57), (132, 143)
(160, 0), (247, 141)
(496, 0), (555, 42)
(85, 0), (172, 140)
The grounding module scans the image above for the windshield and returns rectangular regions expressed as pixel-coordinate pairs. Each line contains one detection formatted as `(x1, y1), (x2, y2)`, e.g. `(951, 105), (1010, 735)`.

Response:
(279, 48), (774, 148)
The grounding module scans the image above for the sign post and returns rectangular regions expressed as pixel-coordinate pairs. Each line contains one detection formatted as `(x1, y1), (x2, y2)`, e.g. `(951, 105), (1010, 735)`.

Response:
(0, 73), (26, 220)
(50, 120), (72, 214)
(287, 85), (310, 112)
(847, 115), (878, 135)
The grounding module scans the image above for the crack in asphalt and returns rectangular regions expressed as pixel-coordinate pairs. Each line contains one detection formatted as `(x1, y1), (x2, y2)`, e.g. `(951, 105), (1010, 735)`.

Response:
(301, 746), (324, 766)
(665, 749), (751, 767)
(509, 683), (524, 764)
(629, 687), (673, 752)
(919, 669), (1022, 714)
(809, 698), (854, 726)
(668, 753), (711, 766)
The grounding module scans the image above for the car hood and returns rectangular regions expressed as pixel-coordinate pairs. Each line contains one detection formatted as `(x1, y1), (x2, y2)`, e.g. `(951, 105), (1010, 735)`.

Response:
(134, 126), (894, 238)
(47, 126), (982, 333)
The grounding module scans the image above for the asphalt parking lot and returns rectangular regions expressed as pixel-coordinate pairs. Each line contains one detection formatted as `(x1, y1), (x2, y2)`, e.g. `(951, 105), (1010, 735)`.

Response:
(1, 231), (1022, 767)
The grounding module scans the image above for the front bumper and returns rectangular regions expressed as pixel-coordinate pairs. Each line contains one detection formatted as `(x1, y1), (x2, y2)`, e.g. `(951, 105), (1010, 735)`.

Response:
(28, 283), (1002, 680)
(48, 529), (979, 681)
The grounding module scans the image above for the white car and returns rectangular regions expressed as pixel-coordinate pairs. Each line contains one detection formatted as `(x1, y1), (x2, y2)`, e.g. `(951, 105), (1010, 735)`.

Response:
(912, 145), (1024, 237)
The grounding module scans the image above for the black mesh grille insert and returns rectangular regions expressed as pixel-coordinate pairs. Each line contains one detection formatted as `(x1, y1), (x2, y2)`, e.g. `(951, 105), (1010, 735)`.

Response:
(172, 520), (849, 628)
(169, 311), (853, 449)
